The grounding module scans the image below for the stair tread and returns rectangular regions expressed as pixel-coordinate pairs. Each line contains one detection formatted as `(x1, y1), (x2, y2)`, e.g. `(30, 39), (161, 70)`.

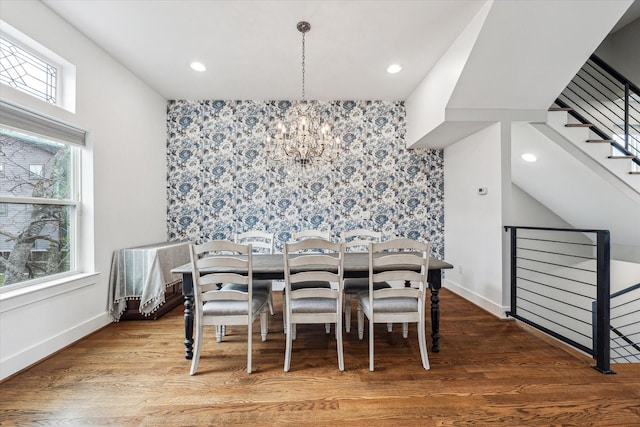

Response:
(565, 123), (593, 127)
(549, 107), (572, 111)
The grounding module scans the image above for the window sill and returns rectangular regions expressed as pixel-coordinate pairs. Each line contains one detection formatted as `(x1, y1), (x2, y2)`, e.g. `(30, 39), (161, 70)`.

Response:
(0, 272), (100, 312)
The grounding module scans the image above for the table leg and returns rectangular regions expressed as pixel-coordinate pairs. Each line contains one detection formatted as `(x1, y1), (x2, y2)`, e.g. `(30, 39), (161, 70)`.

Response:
(182, 273), (194, 359)
(428, 269), (441, 353)
(429, 286), (440, 353)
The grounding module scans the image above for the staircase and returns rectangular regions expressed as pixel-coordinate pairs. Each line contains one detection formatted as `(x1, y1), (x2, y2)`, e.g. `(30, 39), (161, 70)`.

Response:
(553, 55), (640, 179)
(543, 108), (640, 195)
(529, 55), (640, 198)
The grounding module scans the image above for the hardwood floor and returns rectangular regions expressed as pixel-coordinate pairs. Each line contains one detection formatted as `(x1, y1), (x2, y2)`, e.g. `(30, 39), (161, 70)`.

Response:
(1, 288), (639, 426)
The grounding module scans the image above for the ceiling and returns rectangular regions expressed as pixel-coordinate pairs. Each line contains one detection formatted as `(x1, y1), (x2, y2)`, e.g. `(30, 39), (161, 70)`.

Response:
(41, 0), (640, 102)
(40, 0), (489, 101)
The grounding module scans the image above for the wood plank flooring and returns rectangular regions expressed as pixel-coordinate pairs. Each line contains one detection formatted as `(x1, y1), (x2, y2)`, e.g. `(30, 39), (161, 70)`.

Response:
(1, 289), (639, 426)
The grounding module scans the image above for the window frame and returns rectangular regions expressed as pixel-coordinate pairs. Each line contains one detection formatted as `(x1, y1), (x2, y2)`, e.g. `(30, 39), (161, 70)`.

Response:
(0, 100), (85, 291)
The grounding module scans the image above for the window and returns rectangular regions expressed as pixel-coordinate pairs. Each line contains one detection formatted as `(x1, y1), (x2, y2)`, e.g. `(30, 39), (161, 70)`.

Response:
(29, 164), (44, 179)
(0, 20), (76, 113)
(0, 100), (85, 289)
(0, 36), (58, 105)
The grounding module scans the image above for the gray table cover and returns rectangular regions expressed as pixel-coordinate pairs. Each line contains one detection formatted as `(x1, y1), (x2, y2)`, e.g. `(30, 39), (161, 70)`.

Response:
(109, 241), (191, 321)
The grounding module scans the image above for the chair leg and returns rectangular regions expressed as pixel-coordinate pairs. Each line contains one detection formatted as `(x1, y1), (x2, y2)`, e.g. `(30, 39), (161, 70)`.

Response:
(216, 325), (223, 342)
(387, 323), (393, 332)
(260, 308), (268, 342)
(417, 320), (430, 370)
(284, 322), (294, 372)
(357, 306), (365, 340)
(369, 317), (375, 371)
(402, 322), (409, 339)
(336, 317), (344, 371)
(247, 314), (253, 374)
(325, 323), (331, 334)
(267, 290), (275, 316)
(344, 294), (352, 332)
(190, 320), (203, 376)
(282, 294), (287, 334)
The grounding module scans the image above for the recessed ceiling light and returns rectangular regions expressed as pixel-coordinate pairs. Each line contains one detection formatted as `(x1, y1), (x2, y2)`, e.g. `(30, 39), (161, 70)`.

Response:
(521, 153), (537, 162)
(190, 62), (206, 72)
(387, 64), (402, 74)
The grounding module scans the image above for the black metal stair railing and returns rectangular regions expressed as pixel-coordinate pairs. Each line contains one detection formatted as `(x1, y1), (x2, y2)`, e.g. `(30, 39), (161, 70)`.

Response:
(504, 226), (614, 374)
(556, 54), (639, 170)
(604, 283), (640, 363)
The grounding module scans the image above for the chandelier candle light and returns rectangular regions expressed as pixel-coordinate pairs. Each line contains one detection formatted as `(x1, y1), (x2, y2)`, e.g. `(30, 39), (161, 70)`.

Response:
(266, 21), (341, 167)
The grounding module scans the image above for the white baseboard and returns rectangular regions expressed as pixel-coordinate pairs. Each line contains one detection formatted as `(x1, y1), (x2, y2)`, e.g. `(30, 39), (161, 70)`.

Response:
(442, 279), (509, 319)
(0, 312), (111, 381)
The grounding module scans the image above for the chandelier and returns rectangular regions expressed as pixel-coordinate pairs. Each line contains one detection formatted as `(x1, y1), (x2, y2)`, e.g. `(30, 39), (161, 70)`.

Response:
(266, 21), (341, 167)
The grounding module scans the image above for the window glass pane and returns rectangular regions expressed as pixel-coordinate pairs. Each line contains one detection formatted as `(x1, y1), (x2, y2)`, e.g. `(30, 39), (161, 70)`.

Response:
(0, 36), (57, 104)
(0, 203), (73, 286)
(0, 128), (71, 199)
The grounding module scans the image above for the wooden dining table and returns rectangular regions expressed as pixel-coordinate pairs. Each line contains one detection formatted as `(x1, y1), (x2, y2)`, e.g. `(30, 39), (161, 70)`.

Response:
(172, 252), (453, 359)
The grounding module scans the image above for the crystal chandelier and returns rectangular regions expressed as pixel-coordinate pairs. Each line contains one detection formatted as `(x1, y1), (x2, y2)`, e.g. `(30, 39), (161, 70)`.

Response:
(266, 21), (341, 167)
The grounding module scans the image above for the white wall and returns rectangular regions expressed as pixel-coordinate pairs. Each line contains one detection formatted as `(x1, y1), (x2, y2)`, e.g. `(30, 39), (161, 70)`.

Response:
(511, 184), (576, 228)
(595, 18), (640, 84)
(443, 123), (506, 317)
(0, 1), (167, 380)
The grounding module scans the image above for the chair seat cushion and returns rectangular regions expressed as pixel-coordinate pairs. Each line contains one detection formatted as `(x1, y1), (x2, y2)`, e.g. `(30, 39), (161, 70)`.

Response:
(290, 297), (337, 313)
(344, 279), (390, 294)
(357, 291), (418, 313)
(202, 294), (268, 316)
(222, 282), (271, 294)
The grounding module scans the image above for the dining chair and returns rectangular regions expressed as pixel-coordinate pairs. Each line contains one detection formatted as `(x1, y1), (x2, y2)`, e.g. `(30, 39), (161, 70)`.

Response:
(188, 240), (269, 375)
(283, 229), (333, 334)
(356, 238), (430, 371)
(234, 230), (275, 315)
(341, 229), (390, 333)
(292, 229), (331, 242)
(283, 238), (345, 372)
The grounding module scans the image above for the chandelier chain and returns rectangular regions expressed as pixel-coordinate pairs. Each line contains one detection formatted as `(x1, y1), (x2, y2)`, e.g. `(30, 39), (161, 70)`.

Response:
(301, 30), (306, 100)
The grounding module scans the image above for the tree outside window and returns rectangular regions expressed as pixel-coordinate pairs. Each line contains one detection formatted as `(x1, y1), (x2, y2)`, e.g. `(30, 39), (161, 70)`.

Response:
(0, 128), (77, 287)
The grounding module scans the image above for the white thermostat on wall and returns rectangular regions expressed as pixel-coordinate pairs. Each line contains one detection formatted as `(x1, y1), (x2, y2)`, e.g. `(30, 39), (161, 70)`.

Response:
(478, 187), (488, 195)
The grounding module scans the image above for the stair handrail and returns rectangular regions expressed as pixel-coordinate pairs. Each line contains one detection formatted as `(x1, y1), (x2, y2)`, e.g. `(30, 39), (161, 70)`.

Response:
(589, 54), (640, 96)
(556, 54), (639, 168)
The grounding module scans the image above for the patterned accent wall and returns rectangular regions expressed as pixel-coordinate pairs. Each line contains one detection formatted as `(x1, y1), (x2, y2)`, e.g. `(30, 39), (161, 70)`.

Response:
(166, 100), (445, 257)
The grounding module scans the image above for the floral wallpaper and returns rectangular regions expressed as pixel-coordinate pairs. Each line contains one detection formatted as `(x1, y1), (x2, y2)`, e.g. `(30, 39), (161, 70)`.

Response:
(166, 100), (445, 257)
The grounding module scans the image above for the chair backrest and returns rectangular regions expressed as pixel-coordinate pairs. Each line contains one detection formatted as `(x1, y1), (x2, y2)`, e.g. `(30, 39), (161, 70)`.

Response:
(292, 229), (331, 242)
(369, 238), (430, 298)
(235, 230), (274, 254)
(341, 229), (381, 252)
(284, 238), (344, 298)
(189, 240), (253, 306)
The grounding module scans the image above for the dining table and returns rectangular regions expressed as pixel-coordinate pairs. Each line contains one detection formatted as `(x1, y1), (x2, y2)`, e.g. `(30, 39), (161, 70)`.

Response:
(172, 252), (453, 359)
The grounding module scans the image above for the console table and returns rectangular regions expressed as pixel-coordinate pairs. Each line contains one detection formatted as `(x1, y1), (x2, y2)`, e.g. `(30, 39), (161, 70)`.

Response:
(109, 241), (191, 321)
